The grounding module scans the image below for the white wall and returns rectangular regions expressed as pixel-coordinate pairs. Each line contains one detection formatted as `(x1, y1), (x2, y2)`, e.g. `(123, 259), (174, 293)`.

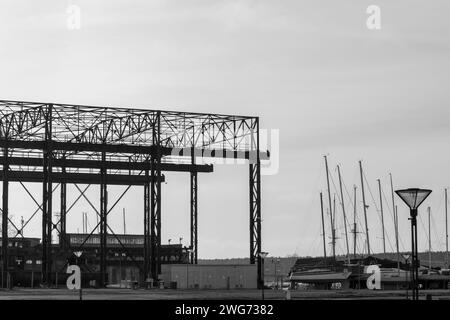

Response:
(161, 264), (257, 289)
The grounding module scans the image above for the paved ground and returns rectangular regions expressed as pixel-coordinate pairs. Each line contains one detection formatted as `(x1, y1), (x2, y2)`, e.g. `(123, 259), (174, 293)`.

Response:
(1, 288), (450, 300)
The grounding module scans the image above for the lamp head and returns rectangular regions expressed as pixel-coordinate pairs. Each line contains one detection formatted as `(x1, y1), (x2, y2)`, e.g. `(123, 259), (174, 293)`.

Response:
(395, 188), (432, 212)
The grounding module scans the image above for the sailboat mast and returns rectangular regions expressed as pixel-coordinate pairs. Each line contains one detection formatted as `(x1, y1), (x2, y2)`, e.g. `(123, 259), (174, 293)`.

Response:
(353, 185), (357, 259)
(390, 173), (400, 271)
(333, 194), (336, 247)
(359, 160), (370, 255)
(320, 192), (327, 263)
(337, 165), (350, 263)
(428, 206), (432, 270)
(324, 155), (335, 259)
(377, 179), (386, 257)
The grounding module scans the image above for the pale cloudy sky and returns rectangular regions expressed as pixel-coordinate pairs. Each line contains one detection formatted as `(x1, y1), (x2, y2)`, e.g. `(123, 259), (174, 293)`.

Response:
(1, 0), (450, 258)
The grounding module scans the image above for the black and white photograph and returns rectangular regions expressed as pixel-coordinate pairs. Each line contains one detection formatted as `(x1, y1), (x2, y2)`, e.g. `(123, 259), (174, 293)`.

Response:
(0, 0), (450, 316)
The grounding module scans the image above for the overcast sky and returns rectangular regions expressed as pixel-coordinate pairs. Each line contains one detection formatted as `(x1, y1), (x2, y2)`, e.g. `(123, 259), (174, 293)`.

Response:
(1, 0), (450, 259)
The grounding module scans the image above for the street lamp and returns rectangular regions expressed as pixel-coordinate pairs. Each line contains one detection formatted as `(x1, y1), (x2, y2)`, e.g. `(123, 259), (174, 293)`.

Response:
(396, 188), (432, 300)
(259, 252), (268, 300)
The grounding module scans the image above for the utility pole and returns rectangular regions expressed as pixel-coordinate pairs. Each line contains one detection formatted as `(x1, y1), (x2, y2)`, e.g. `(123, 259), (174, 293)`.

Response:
(353, 185), (358, 259)
(324, 156), (335, 259)
(428, 206), (432, 270)
(359, 161), (370, 255)
(337, 165), (350, 263)
(390, 173), (400, 272)
(377, 179), (386, 257)
(320, 192), (327, 264)
(446, 188), (449, 268)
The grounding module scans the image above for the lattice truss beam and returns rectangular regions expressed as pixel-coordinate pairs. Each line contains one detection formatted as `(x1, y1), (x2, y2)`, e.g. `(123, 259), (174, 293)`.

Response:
(0, 100), (265, 156)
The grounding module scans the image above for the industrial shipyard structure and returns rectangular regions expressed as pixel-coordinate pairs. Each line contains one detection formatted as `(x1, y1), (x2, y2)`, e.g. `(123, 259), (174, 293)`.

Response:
(2, 100), (449, 294)
(0, 99), (269, 289)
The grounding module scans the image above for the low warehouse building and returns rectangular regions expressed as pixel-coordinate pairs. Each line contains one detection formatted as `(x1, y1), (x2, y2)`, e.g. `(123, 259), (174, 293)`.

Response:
(161, 264), (257, 289)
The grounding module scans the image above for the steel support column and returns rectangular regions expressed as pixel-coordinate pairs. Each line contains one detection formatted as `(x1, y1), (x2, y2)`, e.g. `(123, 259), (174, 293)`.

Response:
(150, 112), (162, 281)
(150, 156), (162, 280)
(143, 168), (151, 280)
(100, 150), (108, 287)
(42, 104), (53, 285)
(60, 167), (67, 249)
(2, 144), (9, 287)
(249, 118), (262, 288)
(190, 147), (198, 264)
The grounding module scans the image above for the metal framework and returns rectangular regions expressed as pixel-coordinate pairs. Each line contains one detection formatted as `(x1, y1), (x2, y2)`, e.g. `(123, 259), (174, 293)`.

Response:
(190, 146), (198, 264)
(0, 100), (268, 287)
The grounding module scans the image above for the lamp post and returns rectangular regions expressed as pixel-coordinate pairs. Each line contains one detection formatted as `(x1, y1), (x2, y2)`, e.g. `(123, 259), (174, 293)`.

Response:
(396, 188), (432, 300)
(259, 252), (268, 300)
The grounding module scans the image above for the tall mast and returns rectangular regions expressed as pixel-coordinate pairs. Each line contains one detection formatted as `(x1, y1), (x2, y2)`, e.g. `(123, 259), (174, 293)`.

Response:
(377, 179), (386, 257)
(353, 185), (357, 259)
(428, 206), (432, 270)
(359, 160), (370, 255)
(446, 188), (449, 268)
(324, 155), (335, 259)
(395, 205), (400, 273)
(333, 194), (336, 249)
(320, 192), (327, 264)
(337, 165), (350, 263)
(390, 173), (400, 271)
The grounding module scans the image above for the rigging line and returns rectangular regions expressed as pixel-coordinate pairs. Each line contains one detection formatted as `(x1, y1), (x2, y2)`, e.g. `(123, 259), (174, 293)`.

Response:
(431, 213), (444, 249)
(339, 175), (367, 241)
(380, 185), (406, 252)
(293, 163), (323, 256)
(340, 175), (367, 236)
(328, 170), (343, 223)
(419, 214), (430, 251)
(368, 177), (397, 254)
(307, 224), (323, 257)
(335, 239), (345, 257)
(431, 195), (445, 248)
(362, 172), (395, 253)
